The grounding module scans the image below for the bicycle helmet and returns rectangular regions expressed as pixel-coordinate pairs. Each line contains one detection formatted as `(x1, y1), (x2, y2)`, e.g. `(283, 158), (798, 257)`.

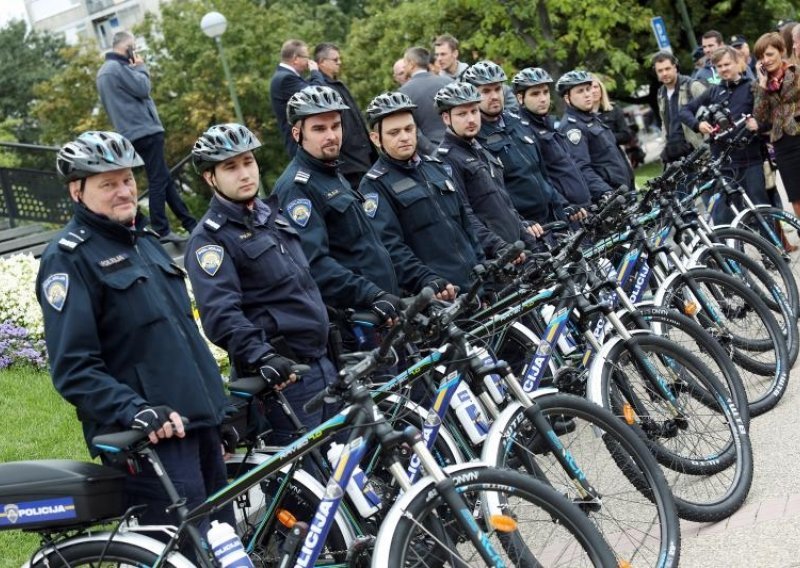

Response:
(366, 92), (418, 128)
(56, 131), (143, 182)
(434, 82), (483, 114)
(462, 61), (508, 86)
(193, 123), (262, 173)
(555, 70), (593, 96)
(286, 86), (350, 125)
(512, 67), (554, 93)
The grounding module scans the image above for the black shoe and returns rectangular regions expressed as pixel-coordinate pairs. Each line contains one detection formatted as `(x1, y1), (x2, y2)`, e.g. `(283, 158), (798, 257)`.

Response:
(158, 231), (188, 244)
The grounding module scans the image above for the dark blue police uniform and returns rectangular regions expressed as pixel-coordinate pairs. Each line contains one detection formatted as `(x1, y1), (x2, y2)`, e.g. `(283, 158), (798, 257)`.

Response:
(476, 111), (566, 223)
(37, 203), (230, 528)
(359, 153), (483, 292)
(438, 130), (539, 256)
(273, 148), (400, 309)
(186, 193), (335, 444)
(520, 109), (593, 207)
(559, 106), (634, 196)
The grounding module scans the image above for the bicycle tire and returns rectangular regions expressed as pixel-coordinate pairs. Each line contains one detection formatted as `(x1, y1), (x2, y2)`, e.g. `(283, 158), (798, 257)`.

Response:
(482, 393), (681, 568)
(374, 465), (617, 568)
(30, 535), (190, 567)
(657, 267), (790, 415)
(594, 333), (754, 523)
(622, 304), (750, 429)
(693, 244), (798, 367)
(710, 225), (799, 321)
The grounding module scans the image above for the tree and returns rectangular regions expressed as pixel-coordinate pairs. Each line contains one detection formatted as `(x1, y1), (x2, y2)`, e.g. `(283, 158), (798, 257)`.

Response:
(0, 20), (66, 142)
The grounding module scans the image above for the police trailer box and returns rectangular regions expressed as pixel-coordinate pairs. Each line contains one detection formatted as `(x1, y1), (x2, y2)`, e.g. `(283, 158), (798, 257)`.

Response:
(0, 460), (127, 531)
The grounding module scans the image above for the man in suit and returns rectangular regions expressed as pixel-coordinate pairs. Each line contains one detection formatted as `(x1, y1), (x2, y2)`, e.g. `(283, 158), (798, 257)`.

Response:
(309, 42), (377, 188)
(270, 39), (313, 157)
(399, 46), (451, 156)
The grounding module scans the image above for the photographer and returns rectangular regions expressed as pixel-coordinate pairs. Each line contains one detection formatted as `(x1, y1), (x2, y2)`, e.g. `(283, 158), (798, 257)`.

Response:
(680, 46), (769, 223)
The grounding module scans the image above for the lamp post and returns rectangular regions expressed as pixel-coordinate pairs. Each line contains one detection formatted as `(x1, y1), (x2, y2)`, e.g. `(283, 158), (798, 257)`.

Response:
(201, 11), (244, 125)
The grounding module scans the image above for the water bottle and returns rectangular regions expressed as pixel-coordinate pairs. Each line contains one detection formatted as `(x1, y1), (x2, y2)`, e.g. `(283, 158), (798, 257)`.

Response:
(326, 442), (381, 518)
(450, 381), (489, 444)
(207, 520), (254, 568)
(473, 346), (507, 404)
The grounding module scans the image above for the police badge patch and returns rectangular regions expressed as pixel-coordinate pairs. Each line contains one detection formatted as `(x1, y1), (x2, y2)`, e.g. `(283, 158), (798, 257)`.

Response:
(566, 129), (582, 145)
(362, 193), (379, 218)
(42, 273), (69, 312)
(287, 198), (312, 228)
(195, 245), (224, 277)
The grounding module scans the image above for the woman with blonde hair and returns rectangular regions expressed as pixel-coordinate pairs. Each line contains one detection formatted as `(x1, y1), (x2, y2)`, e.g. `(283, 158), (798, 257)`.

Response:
(590, 75), (637, 162)
(754, 32), (800, 221)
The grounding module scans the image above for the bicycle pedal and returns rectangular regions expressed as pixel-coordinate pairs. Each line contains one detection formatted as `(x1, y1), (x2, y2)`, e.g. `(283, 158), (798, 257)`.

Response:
(346, 535), (375, 567)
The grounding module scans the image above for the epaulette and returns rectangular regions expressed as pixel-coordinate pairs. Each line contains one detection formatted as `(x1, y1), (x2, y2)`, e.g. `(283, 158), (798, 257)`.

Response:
(506, 110), (521, 120)
(365, 162), (389, 180)
(203, 214), (227, 232)
(57, 227), (90, 252)
(422, 154), (442, 163)
(437, 147), (450, 155)
(567, 117), (577, 123)
(294, 169), (311, 185)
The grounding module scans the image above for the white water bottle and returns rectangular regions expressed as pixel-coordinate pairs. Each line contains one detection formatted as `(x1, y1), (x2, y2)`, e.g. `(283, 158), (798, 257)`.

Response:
(207, 520), (254, 568)
(450, 381), (489, 444)
(473, 346), (507, 404)
(326, 442), (381, 518)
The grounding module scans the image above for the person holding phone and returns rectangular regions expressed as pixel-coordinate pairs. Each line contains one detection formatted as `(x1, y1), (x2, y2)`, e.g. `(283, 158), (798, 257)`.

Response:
(754, 32), (800, 222)
(96, 31), (197, 243)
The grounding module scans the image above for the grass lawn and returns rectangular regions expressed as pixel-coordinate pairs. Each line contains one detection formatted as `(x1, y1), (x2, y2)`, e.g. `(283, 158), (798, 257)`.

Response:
(635, 160), (663, 189)
(0, 365), (88, 567)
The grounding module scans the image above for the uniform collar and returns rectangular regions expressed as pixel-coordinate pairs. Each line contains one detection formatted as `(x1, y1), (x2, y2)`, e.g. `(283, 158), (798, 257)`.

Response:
(566, 106), (595, 122)
(295, 147), (342, 174)
(522, 108), (551, 129)
(73, 202), (154, 244)
(443, 129), (482, 152)
(382, 152), (422, 171)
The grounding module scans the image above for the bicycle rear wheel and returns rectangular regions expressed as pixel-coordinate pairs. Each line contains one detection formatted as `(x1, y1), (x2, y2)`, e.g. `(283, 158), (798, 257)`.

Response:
(30, 534), (191, 567)
(375, 465), (616, 568)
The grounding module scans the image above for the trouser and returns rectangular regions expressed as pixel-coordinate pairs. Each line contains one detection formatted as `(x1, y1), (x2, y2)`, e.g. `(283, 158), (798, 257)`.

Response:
(710, 163), (768, 225)
(104, 426), (234, 543)
(133, 132), (197, 236)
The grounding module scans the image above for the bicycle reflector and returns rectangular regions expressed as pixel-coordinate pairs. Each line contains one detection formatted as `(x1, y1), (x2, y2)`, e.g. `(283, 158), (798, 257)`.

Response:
(489, 514), (518, 532)
(682, 300), (700, 316)
(277, 509), (297, 528)
(622, 403), (636, 425)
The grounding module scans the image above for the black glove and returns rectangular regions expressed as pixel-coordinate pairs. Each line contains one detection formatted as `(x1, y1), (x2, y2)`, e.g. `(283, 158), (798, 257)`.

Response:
(131, 405), (175, 435)
(220, 423), (240, 453)
(259, 353), (296, 389)
(425, 278), (449, 295)
(371, 291), (401, 322)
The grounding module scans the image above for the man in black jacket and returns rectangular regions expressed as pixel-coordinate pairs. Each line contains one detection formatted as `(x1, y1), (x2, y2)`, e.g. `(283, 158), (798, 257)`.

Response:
(270, 39), (312, 156)
(679, 46), (768, 223)
(310, 43), (377, 189)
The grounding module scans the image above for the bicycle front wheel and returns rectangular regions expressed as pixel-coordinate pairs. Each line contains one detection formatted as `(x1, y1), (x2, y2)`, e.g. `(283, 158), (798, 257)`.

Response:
(30, 534), (191, 567)
(374, 465), (616, 568)
(483, 393), (681, 568)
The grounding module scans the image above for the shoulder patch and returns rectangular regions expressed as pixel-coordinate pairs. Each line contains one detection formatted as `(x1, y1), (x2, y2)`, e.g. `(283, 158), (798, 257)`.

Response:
(195, 244), (224, 277)
(293, 169), (311, 185)
(362, 192), (379, 218)
(42, 273), (69, 312)
(287, 198), (312, 228)
(566, 129), (582, 145)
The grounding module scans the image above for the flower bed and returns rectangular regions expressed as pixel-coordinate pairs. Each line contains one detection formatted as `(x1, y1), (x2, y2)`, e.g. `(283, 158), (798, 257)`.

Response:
(0, 253), (228, 370)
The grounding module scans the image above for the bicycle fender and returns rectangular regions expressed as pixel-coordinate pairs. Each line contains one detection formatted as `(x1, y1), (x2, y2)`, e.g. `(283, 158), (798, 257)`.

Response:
(585, 329), (650, 408)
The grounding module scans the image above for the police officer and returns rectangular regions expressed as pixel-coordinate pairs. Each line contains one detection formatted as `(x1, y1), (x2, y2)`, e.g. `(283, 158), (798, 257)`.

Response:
(512, 67), (594, 208)
(360, 91), (482, 295)
(273, 86), (402, 323)
(435, 82), (539, 258)
(463, 61), (568, 224)
(186, 123), (335, 444)
(557, 70), (635, 196)
(37, 131), (231, 531)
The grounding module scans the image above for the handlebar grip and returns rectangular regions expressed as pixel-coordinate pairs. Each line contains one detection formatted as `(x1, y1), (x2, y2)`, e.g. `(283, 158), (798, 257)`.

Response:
(303, 388), (329, 414)
(291, 364), (311, 377)
(404, 287), (434, 321)
(596, 194), (627, 220)
(496, 240), (525, 266)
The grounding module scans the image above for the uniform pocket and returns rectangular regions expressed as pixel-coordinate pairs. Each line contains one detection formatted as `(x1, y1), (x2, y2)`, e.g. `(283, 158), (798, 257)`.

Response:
(101, 266), (165, 327)
(240, 234), (293, 285)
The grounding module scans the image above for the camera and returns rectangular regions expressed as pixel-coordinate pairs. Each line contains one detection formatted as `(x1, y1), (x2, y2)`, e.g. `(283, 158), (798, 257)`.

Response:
(695, 102), (731, 131)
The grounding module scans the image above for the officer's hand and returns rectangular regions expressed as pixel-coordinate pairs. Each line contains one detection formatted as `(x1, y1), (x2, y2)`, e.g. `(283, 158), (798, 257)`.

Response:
(131, 405), (184, 445)
(427, 278), (456, 301)
(745, 117), (758, 132)
(371, 292), (401, 326)
(495, 242), (526, 265)
(526, 223), (544, 239)
(220, 424), (240, 458)
(565, 206), (588, 221)
(259, 353), (298, 391)
(698, 121), (715, 135)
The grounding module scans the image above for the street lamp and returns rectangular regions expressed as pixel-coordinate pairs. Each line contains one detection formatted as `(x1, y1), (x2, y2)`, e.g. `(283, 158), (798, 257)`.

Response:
(201, 11), (245, 125)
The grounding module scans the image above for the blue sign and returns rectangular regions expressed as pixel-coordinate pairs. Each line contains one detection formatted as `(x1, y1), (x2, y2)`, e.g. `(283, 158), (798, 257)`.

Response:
(651, 16), (672, 52)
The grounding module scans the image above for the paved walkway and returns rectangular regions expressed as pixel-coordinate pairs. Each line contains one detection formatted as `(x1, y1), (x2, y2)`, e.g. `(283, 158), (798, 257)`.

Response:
(677, 252), (800, 566)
